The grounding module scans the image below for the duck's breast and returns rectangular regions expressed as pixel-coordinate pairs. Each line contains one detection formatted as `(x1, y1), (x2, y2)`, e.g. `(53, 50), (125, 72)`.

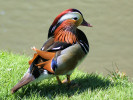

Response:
(55, 43), (86, 75)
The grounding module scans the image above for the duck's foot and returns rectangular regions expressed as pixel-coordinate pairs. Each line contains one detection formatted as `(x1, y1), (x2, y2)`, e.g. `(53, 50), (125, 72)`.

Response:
(62, 79), (80, 89)
(61, 79), (69, 84)
(56, 76), (62, 84)
(56, 75), (80, 88)
(62, 75), (71, 84)
(62, 75), (80, 89)
(56, 75), (71, 84)
(56, 75), (80, 89)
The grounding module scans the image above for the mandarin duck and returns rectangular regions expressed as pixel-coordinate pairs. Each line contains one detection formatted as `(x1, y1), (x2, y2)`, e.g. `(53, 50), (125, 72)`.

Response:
(11, 8), (92, 93)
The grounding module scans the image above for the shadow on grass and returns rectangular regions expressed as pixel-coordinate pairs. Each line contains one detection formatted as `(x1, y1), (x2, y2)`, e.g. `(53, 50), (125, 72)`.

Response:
(14, 73), (112, 99)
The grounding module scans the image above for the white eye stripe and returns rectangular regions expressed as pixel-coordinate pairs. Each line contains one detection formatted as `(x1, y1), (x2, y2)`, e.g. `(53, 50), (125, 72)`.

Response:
(58, 12), (81, 23)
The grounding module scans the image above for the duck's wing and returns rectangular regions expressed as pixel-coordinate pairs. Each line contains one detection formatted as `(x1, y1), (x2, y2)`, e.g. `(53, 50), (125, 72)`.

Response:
(47, 41), (71, 51)
(29, 37), (72, 76)
(40, 37), (55, 51)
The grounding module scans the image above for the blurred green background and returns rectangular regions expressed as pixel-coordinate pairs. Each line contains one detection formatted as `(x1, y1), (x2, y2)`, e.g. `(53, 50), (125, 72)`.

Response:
(0, 0), (133, 78)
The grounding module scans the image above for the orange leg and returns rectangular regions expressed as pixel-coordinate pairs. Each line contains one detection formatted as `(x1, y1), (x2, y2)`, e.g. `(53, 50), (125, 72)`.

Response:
(62, 75), (71, 84)
(67, 75), (71, 84)
(61, 75), (79, 88)
(56, 76), (62, 84)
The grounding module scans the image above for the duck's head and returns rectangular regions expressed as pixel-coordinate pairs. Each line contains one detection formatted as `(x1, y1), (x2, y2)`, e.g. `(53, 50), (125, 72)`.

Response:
(48, 8), (92, 38)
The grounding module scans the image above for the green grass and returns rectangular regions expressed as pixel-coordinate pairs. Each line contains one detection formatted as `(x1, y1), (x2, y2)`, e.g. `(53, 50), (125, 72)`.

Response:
(0, 50), (133, 100)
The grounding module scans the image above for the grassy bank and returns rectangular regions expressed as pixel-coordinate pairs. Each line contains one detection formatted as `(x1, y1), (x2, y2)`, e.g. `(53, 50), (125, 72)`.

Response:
(0, 50), (133, 100)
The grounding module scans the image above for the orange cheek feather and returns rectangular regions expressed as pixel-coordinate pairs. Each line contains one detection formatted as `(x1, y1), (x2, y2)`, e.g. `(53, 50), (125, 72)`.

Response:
(54, 20), (77, 44)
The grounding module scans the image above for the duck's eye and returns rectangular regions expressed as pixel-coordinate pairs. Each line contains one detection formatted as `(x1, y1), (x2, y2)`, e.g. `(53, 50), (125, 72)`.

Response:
(73, 17), (78, 20)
